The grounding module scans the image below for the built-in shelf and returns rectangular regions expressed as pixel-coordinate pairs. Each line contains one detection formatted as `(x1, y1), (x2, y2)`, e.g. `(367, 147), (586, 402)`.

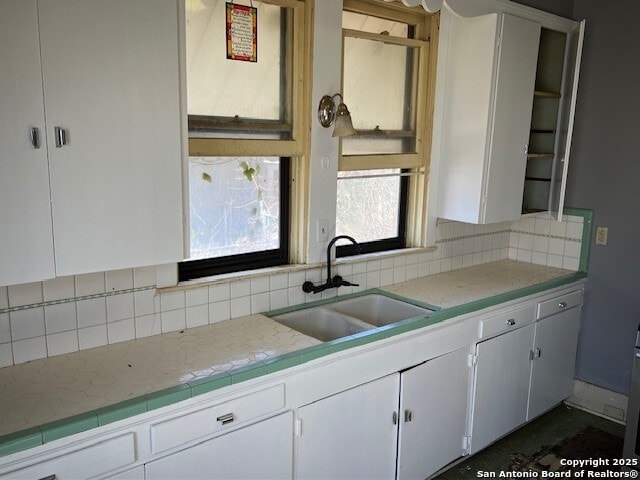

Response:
(525, 177), (552, 182)
(531, 129), (555, 134)
(527, 153), (555, 158)
(534, 90), (561, 98)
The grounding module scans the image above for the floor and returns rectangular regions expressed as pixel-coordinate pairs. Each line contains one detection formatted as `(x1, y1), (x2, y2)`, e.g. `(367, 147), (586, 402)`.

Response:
(435, 404), (626, 479)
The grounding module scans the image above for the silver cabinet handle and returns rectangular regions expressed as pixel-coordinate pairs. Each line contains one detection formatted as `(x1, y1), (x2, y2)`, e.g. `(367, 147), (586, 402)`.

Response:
(216, 412), (234, 425)
(506, 319), (516, 326)
(392, 411), (398, 425)
(30, 127), (40, 149)
(530, 348), (542, 360)
(404, 409), (413, 422)
(558, 302), (567, 309)
(54, 127), (67, 148)
(635, 352), (640, 359)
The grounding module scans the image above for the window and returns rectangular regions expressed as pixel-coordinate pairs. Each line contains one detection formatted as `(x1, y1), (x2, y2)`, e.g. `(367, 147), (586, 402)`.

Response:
(336, 0), (437, 256)
(179, 0), (309, 281)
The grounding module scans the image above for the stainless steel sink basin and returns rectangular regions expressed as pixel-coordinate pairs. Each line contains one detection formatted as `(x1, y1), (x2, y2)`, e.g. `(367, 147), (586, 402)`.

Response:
(323, 293), (433, 327)
(271, 307), (374, 342)
(271, 293), (435, 341)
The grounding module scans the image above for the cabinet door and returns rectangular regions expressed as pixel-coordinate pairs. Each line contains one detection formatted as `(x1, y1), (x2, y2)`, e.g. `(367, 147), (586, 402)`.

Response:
(37, 0), (184, 276)
(296, 374), (400, 480)
(398, 348), (471, 480)
(482, 14), (540, 224)
(145, 412), (293, 480)
(0, 0), (56, 286)
(528, 306), (581, 420)
(471, 323), (535, 454)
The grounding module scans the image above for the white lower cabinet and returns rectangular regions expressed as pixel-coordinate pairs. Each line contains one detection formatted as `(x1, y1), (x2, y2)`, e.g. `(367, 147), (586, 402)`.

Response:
(144, 412), (293, 480)
(296, 348), (472, 480)
(470, 290), (582, 454)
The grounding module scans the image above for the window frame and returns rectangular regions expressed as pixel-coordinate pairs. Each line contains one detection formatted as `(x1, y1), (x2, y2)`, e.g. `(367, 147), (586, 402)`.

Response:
(179, 0), (312, 279)
(337, 0), (438, 254)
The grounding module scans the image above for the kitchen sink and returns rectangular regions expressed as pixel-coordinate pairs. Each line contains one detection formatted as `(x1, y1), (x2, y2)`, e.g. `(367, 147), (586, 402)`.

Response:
(271, 293), (435, 341)
(322, 293), (433, 327)
(272, 307), (374, 342)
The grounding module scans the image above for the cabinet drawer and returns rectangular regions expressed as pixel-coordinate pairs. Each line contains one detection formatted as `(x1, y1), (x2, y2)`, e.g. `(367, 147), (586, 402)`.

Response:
(0, 433), (135, 480)
(537, 290), (582, 319)
(479, 305), (535, 340)
(150, 384), (284, 454)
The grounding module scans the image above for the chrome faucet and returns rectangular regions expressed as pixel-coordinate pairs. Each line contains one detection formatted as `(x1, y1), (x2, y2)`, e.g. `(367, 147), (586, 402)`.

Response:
(302, 235), (361, 294)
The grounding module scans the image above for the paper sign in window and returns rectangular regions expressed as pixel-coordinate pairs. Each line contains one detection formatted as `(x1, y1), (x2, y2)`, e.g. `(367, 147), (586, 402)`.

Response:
(226, 2), (257, 62)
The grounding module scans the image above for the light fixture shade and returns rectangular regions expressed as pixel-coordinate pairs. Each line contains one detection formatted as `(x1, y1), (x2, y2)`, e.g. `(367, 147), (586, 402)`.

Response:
(332, 102), (356, 137)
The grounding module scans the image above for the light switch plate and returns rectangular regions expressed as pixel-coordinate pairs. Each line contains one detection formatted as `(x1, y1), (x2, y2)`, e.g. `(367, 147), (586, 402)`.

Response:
(317, 219), (329, 242)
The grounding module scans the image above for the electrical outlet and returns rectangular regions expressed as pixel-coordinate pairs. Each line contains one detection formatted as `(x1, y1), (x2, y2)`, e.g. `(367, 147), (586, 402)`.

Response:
(595, 226), (608, 245)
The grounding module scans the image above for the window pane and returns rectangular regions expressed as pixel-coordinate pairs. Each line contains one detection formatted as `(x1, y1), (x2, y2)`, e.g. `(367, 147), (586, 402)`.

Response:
(342, 11), (409, 38)
(342, 36), (417, 155)
(185, 0), (290, 135)
(188, 156), (281, 260)
(336, 169), (402, 243)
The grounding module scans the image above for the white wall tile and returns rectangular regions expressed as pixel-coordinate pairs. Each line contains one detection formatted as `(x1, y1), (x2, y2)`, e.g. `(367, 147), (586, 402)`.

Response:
(518, 233), (533, 251)
(186, 304), (209, 328)
(366, 271), (381, 288)
(230, 297), (251, 318)
(156, 263), (178, 288)
(451, 257), (463, 270)
(43, 276), (75, 301)
(549, 220), (567, 237)
(78, 324), (108, 350)
(380, 268), (394, 287)
(13, 336), (47, 364)
(520, 218), (535, 233)
(251, 293), (270, 314)
(288, 287), (305, 307)
(105, 269), (134, 291)
(366, 260), (381, 272)
(108, 318), (135, 344)
(531, 251), (547, 266)
(431, 259), (442, 274)
(8, 282), (43, 307)
(77, 298), (107, 328)
(161, 309), (186, 333)
(508, 247), (518, 260)
(352, 274), (367, 293)
(269, 289), (288, 310)
(380, 257), (394, 270)
(186, 287), (208, 307)
(564, 241), (582, 258)
(532, 236), (549, 253)
(546, 254), (564, 268)
(107, 293), (134, 323)
(10, 308), (45, 341)
(352, 262), (367, 275)
(44, 303), (77, 334)
(534, 218), (550, 235)
(209, 283), (230, 302)
(270, 273), (288, 291)
(288, 270), (306, 287)
(135, 314), (161, 338)
(562, 256), (580, 271)
(210, 300), (231, 323)
(0, 343), (12, 368)
(160, 290), (185, 312)
(441, 258), (452, 273)
(0, 313), (10, 344)
(46, 330), (79, 356)
(566, 222), (583, 240)
(418, 261), (430, 277)
(0, 287), (8, 309)
(75, 272), (105, 296)
(393, 266), (406, 284)
(134, 290), (157, 317)
(516, 249), (533, 263)
(251, 276), (270, 294)
(230, 280), (251, 298)
(133, 266), (157, 287)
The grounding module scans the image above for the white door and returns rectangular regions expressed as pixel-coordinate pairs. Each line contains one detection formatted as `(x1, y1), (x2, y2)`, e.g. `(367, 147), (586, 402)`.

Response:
(145, 412), (293, 480)
(471, 323), (535, 454)
(0, 0), (56, 286)
(482, 14), (541, 223)
(296, 374), (400, 480)
(528, 307), (581, 419)
(37, 0), (184, 276)
(398, 348), (471, 480)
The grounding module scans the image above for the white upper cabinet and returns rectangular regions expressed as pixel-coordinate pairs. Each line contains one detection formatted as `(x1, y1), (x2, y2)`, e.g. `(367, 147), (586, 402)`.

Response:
(0, 0), (185, 285)
(0, 0), (56, 286)
(437, 11), (541, 224)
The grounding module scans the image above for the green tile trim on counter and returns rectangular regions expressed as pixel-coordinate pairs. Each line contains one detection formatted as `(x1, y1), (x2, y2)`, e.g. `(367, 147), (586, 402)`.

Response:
(563, 207), (594, 272)
(297, 343), (331, 363)
(230, 362), (268, 384)
(146, 384), (192, 411)
(96, 397), (148, 426)
(40, 411), (98, 443)
(188, 372), (232, 396)
(264, 351), (301, 374)
(0, 428), (43, 457)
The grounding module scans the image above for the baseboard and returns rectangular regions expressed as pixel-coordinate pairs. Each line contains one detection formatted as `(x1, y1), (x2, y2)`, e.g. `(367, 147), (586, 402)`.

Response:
(564, 379), (628, 425)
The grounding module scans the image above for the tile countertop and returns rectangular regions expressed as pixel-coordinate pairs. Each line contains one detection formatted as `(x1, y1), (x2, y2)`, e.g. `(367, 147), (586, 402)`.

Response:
(0, 259), (585, 451)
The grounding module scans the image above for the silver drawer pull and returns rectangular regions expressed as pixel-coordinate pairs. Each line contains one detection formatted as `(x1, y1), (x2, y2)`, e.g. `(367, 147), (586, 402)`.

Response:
(30, 127), (40, 149)
(506, 319), (516, 326)
(392, 411), (398, 425)
(216, 413), (235, 425)
(558, 302), (567, 309)
(54, 126), (67, 148)
(404, 409), (413, 422)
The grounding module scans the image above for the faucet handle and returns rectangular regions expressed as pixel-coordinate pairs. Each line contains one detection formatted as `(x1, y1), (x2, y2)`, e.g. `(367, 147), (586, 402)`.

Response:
(332, 275), (359, 287)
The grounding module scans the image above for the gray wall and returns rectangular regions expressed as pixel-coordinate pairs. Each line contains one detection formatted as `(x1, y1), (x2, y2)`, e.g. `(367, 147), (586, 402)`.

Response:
(515, 0), (640, 395)
(514, 0), (574, 19)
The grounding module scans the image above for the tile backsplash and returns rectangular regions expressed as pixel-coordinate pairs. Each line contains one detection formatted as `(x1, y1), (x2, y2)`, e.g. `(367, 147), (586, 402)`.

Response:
(0, 213), (586, 368)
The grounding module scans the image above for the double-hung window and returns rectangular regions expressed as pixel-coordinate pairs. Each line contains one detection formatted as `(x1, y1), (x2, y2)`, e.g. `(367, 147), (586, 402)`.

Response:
(336, 0), (437, 257)
(179, 0), (310, 281)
